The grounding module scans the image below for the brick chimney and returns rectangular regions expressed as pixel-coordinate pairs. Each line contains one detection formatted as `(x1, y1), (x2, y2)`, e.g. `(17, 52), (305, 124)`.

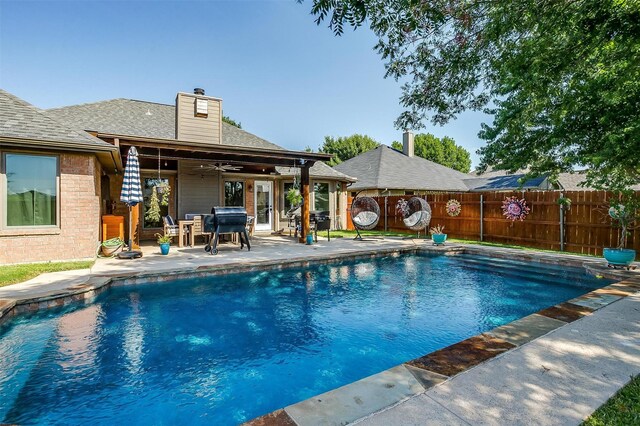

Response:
(402, 131), (414, 157)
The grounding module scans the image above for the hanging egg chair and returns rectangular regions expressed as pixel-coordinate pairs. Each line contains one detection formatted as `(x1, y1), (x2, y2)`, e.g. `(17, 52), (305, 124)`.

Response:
(350, 196), (380, 240)
(402, 197), (432, 237)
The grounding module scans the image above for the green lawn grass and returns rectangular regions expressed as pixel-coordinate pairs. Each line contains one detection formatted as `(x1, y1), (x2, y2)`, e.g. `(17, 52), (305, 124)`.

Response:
(0, 261), (94, 288)
(582, 375), (640, 425)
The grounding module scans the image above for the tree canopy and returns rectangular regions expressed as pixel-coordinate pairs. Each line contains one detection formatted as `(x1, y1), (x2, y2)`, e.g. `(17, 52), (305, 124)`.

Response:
(391, 134), (471, 173)
(318, 134), (379, 166)
(304, 0), (640, 190)
(222, 115), (241, 129)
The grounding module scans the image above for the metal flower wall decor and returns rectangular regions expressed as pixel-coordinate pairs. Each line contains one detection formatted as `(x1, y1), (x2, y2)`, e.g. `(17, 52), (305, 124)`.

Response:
(502, 196), (531, 221)
(446, 199), (462, 216)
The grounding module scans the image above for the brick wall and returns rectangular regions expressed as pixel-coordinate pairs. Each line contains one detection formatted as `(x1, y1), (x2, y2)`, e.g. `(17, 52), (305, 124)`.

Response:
(0, 153), (102, 264)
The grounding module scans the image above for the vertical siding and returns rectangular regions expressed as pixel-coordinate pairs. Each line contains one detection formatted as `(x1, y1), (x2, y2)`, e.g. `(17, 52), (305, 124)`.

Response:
(175, 93), (221, 144)
(177, 160), (220, 217)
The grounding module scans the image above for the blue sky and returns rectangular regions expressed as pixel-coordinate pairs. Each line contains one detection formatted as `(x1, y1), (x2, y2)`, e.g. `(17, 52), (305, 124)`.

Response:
(0, 0), (490, 166)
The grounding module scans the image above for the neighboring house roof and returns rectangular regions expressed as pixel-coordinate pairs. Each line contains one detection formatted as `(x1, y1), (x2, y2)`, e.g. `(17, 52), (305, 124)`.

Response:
(463, 174), (550, 191)
(334, 145), (471, 192)
(0, 89), (115, 151)
(465, 167), (552, 191)
(46, 98), (284, 151)
(276, 161), (356, 182)
(556, 172), (640, 191)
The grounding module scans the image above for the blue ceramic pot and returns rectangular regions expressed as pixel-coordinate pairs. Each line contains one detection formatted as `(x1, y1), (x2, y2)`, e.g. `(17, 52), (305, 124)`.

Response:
(432, 234), (447, 245)
(603, 248), (635, 266)
(160, 242), (170, 255)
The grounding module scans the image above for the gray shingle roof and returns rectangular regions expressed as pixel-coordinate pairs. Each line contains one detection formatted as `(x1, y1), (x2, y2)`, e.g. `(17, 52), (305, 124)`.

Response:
(276, 161), (356, 182)
(556, 172), (640, 191)
(46, 98), (284, 150)
(0, 89), (114, 150)
(334, 145), (471, 191)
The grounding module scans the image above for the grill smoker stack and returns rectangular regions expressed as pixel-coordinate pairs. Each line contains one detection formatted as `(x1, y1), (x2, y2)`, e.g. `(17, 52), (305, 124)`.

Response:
(204, 207), (251, 255)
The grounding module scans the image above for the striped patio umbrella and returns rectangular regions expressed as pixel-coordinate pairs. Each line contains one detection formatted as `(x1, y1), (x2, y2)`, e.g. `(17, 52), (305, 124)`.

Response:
(120, 146), (143, 206)
(118, 147), (143, 259)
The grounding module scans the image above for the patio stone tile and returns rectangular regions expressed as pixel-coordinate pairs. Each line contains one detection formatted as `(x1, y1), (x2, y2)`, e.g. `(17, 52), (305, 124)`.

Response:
(537, 302), (593, 323)
(486, 314), (567, 346)
(407, 335), (514, 377)
(242, 409), (296, 426)
(593, 286), (635, 297)
(356, 394), (468, 426)
(569, 294), (622, 310)
(284, 365), (423, 426)
(403, 364), (449, 389)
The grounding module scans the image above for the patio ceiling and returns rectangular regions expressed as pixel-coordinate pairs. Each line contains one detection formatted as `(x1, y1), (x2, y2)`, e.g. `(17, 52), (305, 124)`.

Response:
(107, 134), (332, 170)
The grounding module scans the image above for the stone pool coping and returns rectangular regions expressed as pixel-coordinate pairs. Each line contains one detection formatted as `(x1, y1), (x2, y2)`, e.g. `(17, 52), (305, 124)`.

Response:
(0, 242), (638, 425)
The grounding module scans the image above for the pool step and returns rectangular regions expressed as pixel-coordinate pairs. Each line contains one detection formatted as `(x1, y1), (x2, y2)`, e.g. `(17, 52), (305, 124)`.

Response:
(452, 255), (595, 286)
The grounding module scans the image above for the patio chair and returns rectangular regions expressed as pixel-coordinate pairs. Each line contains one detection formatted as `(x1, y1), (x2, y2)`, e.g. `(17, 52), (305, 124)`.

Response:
(191, 215), (209, 245)
(163, 215), (188, 246)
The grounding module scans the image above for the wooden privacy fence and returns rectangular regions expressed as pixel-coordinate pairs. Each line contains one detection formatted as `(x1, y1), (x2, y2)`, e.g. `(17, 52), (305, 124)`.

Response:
(357, 191), (639, 256)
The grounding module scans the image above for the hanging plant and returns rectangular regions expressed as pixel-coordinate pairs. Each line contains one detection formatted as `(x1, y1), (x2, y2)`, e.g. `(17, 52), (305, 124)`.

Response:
(160, 184), (171, 206)
(396, 198), (410, 218)
(502, 196), (530, 221)
(286, 187), (302, 207)
(145, 186), (162, 223)
(557, 196), (572, 210)
(446, 199), (462, 216)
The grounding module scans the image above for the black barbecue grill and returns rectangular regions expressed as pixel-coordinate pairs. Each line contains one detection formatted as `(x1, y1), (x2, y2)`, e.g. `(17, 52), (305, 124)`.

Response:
(204, 207), (251, 255)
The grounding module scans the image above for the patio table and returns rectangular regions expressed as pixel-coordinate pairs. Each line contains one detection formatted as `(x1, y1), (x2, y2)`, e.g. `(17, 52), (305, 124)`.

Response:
(178, 220), (194, 248)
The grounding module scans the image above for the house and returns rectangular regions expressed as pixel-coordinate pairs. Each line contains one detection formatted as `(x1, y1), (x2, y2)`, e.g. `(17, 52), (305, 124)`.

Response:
(0, 90), (118, 264)
(334, 132), (553, 196)
(0, 88), (355, 264)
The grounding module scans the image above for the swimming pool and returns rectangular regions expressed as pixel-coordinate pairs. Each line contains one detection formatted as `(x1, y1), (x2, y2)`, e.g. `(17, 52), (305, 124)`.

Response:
(0, 252), (609, 424)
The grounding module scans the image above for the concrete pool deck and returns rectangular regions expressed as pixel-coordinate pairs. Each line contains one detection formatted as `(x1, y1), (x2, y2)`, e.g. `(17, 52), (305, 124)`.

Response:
(0, 237), (639, 425)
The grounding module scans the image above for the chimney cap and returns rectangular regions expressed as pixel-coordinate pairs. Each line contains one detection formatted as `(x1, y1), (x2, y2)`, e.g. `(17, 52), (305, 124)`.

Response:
(194, 88), (205, 96)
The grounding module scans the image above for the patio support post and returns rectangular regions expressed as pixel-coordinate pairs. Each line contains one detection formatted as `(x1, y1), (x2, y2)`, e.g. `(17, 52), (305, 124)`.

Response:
(299, 164), (311, 243)
(559, 192), (565, 251)
(480, 194), (484, 242)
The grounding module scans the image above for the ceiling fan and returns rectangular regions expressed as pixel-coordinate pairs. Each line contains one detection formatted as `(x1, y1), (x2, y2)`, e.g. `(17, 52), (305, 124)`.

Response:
(194, 163), (242, 173)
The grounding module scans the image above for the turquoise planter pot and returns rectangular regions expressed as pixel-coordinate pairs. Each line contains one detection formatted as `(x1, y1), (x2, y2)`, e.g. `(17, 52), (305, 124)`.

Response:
(603, 248), (635, 266)
(432, 234), (447, 245)
(160, 243), (170, 255)
(306, 234), (314, 245)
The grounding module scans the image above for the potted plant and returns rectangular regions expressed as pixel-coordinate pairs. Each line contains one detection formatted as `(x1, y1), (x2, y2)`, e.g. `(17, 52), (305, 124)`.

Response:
(101, 237), (124, 257)
(430, 224), (447, 245)
(155, 233), (172, 255)
(603, 191), (639, 268)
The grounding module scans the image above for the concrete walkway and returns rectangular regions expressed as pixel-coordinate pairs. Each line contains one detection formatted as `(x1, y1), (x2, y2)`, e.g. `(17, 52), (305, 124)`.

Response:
(357, 293), (640, 426)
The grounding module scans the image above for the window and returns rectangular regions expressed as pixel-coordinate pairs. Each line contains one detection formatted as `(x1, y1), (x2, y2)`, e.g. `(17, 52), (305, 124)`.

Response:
(314, 182), (330, 212)
(143, 178), (169, 229)
(283, 181), (295, 213)
(224, 181), (244, 207)
(5, 153), (58, 227)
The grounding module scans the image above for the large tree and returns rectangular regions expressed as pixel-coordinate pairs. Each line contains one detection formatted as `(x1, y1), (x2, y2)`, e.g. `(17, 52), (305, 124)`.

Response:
(319, 134), (380, 166)
(391, 133), (471, 173)
(304, 0), (640, 189)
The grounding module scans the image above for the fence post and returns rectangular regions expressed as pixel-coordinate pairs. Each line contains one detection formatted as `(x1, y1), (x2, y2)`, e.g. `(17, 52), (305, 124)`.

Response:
(559, 192), (565, 251)
(384, 196), (388, 232)
(480, 194), (484, 241)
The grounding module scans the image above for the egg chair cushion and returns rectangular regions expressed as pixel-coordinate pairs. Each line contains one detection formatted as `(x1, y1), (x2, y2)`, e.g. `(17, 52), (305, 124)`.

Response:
(403, 211), (422, 228)
(353, 211), (379, 227)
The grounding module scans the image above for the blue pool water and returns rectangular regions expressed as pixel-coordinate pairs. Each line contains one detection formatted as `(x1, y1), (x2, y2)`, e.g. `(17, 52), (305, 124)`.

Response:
(0, 253), (609, 425)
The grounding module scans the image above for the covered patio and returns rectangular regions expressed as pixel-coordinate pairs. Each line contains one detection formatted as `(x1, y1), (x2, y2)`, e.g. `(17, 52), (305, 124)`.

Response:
(102, 134), (349, 247)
